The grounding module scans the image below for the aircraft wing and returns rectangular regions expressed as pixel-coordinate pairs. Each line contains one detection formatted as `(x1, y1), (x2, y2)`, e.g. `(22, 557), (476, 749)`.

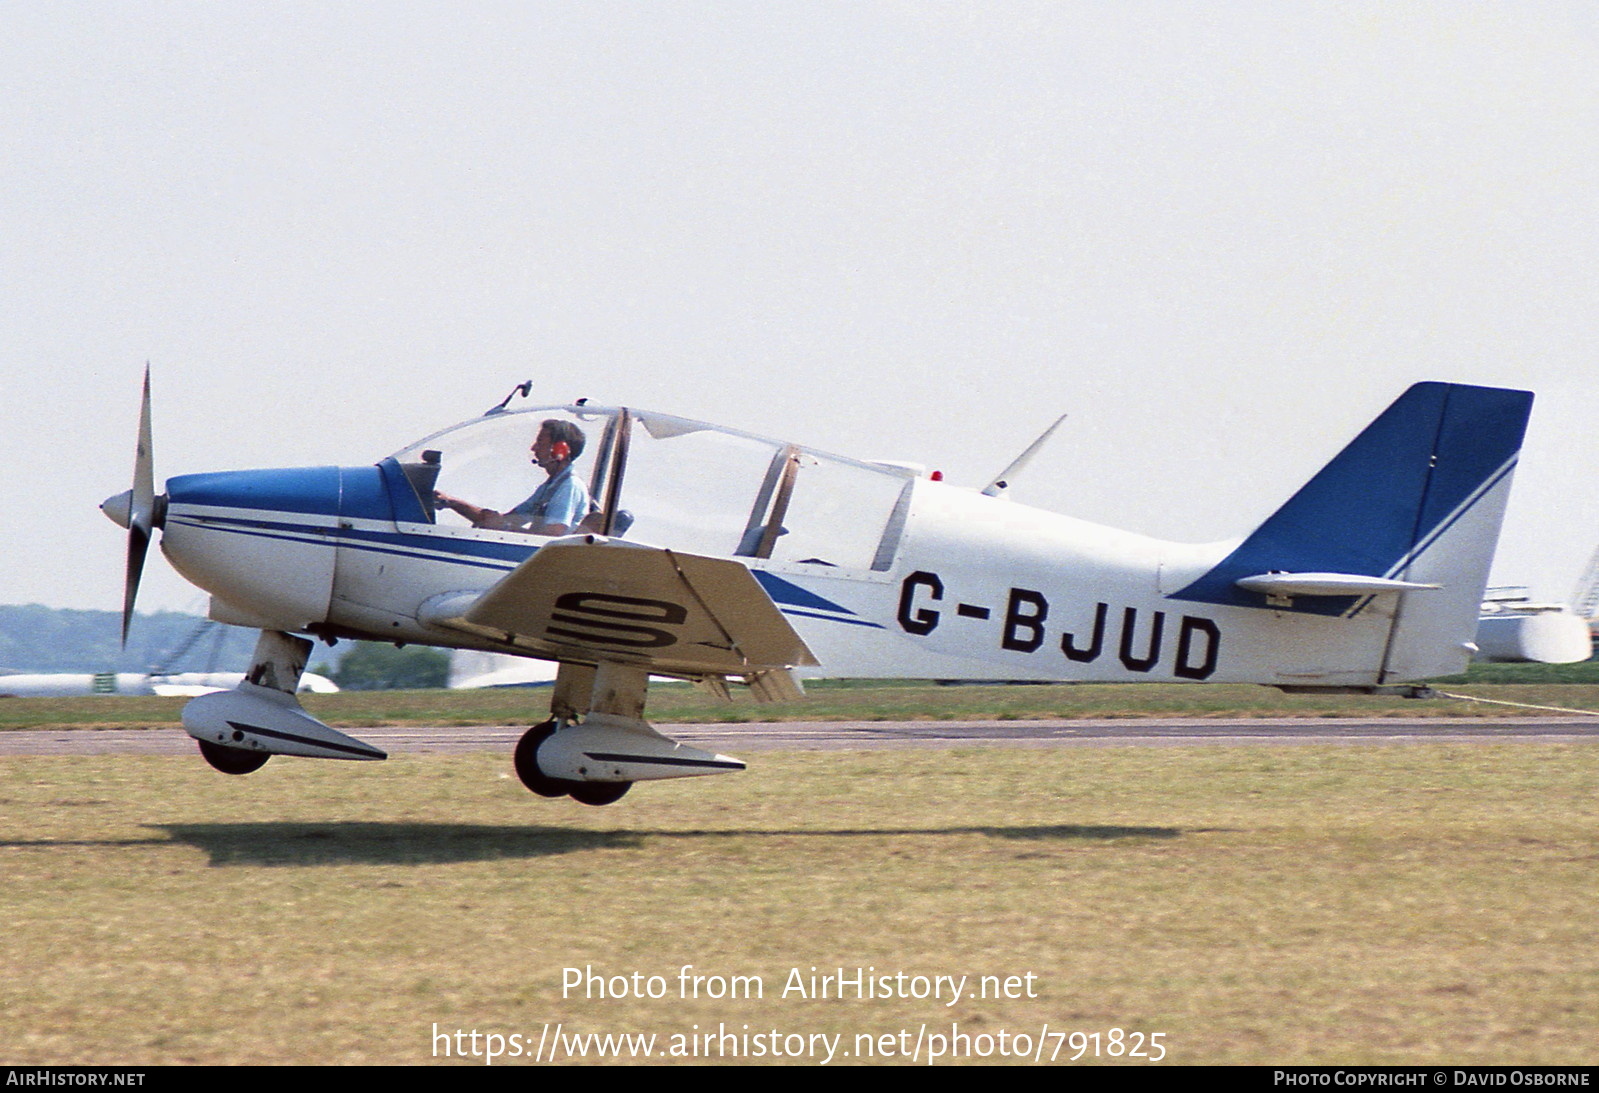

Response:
(429, 538), (819, 678)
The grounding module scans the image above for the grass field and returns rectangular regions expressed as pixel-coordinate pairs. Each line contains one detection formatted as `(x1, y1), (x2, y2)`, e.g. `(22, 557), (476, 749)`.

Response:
(2, 742), (1596, 1065)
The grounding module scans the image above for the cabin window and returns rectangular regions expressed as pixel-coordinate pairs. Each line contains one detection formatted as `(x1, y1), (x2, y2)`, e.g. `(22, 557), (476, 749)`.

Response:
(764, 452), (912, 571)
(391, 405), (913, 572)
(614, 414), (784, 556)
(410, 408), (613, 535)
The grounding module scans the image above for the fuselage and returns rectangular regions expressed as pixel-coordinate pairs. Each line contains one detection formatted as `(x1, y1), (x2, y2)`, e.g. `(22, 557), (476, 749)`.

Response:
(155, 399), (1453, 690)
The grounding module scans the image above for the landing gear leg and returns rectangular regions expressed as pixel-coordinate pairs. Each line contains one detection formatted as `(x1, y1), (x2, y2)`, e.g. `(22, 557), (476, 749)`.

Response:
(244, 629), (312, 694)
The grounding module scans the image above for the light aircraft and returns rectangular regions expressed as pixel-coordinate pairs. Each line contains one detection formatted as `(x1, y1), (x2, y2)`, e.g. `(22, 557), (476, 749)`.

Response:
(102, 374), (1532, 805)
(0, 670), (336, 698)
(0, 615), (338, 697)
(1474, 589), (1592, 665)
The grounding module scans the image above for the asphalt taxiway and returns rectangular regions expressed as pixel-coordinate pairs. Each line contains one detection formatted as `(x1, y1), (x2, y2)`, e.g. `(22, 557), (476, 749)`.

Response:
(3, 716), (1597, 756)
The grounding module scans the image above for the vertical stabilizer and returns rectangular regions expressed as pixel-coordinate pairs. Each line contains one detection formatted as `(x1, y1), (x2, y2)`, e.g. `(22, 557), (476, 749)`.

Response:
(1170, 382), (1533, 681)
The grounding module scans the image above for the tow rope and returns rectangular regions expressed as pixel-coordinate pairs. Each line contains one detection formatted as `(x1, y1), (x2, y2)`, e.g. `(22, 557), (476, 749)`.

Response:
(1419, 687), (1599, 718)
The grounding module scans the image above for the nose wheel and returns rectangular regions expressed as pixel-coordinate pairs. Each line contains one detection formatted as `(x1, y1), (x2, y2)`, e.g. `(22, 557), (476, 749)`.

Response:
(514, 720), (632, 805)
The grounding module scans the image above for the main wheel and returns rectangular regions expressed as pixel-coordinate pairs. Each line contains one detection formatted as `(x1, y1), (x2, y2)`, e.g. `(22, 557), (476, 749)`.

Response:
(198, 739), (270, 775)
(568, 781), (632, 806)
(514, 720), (576, 797)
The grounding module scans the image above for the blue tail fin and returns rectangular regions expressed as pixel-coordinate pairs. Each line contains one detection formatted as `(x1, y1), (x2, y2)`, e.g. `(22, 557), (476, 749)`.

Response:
(1169, 382), (1532, 618)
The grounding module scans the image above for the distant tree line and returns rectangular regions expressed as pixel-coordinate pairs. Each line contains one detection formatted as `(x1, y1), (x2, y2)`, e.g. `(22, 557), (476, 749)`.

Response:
(0, 606), (256, 673)
(323, 643), (450, 691)
(0, 607), (453, 689)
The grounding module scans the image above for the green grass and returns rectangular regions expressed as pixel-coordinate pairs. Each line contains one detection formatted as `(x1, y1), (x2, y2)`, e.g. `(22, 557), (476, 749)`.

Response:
(1433, 660), (1599, 685)
(7, 670), (1599, 732)
(1, 744), (1595, 1064)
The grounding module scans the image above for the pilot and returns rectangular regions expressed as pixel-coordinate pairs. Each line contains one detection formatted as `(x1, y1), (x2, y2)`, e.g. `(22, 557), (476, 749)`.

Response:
(435, 419), (596, 534)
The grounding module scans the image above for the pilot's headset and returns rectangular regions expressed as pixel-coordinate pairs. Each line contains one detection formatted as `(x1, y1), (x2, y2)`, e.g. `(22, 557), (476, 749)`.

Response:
(539, 424), (572, 463)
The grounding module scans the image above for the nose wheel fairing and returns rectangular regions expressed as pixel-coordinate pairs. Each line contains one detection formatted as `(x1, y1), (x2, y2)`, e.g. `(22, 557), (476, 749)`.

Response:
(181, 630), (387, 769)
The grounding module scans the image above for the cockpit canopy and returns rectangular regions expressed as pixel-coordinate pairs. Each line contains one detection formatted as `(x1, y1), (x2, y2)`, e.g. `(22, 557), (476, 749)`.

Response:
(390, 405), (915, 572)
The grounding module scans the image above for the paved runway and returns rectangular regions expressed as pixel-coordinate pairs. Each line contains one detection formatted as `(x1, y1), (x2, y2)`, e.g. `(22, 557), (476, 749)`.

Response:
(3, 716), (1597, 756)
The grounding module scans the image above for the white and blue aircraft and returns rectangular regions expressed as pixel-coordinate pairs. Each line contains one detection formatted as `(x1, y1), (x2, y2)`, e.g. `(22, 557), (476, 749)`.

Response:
(102, 375), (1533, 805)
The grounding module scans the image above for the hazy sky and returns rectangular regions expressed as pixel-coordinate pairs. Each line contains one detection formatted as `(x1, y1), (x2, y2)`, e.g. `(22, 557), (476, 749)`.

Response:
(5, 2), (1597, 615)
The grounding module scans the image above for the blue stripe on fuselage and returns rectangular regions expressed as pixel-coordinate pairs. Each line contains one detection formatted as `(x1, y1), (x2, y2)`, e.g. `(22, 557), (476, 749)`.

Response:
(754, 570), (854, 614)
(165, 511), (534, 572)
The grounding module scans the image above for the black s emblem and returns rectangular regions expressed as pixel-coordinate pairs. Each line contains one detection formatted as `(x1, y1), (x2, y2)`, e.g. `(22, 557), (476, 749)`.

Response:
(546, 593), (687, 649)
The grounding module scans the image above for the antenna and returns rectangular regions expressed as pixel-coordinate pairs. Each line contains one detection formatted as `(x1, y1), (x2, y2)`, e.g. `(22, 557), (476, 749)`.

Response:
(981, 413), (1068, 498)
(487, 380), (533, 415)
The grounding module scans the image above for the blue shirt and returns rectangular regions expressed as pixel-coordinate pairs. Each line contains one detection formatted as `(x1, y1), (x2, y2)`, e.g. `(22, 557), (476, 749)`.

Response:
(509, 465), (593, 533)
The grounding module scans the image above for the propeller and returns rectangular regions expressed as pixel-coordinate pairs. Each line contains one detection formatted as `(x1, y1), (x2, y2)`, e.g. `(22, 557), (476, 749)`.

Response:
(100, 366), (166, 645)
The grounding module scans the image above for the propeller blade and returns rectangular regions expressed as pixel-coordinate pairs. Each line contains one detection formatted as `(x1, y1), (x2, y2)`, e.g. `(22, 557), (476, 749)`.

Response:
(122, 523), (150, 645)
(121, 367), (155, 645)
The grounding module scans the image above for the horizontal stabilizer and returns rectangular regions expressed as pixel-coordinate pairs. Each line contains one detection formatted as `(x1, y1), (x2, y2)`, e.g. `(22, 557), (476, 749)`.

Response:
(441, 537), (819, 677)
(1235, 572), (1441, 598)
